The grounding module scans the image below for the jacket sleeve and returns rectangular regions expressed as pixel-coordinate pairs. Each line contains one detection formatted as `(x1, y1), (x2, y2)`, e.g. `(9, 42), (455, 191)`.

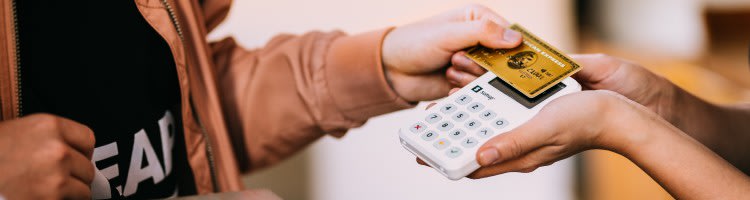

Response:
(209, 29), (414, 173)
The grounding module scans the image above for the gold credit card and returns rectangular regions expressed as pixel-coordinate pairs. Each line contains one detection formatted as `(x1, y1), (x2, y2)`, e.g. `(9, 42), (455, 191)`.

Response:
(465, 24), (581, 98)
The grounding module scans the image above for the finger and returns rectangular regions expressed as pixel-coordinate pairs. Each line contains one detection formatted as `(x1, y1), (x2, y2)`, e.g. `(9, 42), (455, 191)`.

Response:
(432, 4), (511, 26)
(390, 70), (453, 102)
(475, 120), (556, 166)
(448, 88), (460, 95)
(569, 54), (624, 86)
(469, 146), (563, 179)
(435, 19), (522, 52)
(416, 158), (428, 166)
(66, 146), (95, 184)
(425, 102), (438, 110)
(451, 51), (486, 76)
(446, 67), (479, 87)
(62, 178), (92, 200)
(57, 117), (95, 159)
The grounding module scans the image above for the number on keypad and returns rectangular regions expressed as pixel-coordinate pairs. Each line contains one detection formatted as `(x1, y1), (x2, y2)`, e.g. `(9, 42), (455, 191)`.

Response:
(464, 119), (481, 130)
(452, 111), (469, 122)
(467, 102), (484, 112)
(421, 131), (438, 141)
(425, 113), (442, 124)
(455, 95), (472, 105)
(492, 118), (509, 129)
(441, 104), (457, 114)
(479, 110), (496, 120)
(449, 129), (466, 140)
(437, 121), (454, 131)
(476, 128), (494, 139)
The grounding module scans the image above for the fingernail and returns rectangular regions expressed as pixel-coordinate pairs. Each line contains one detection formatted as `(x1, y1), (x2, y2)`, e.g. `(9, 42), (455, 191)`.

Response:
(458, 54), (473, 65)
(478, 149), (499, 166)
(503, 29), (522, 43)
(447, 68), (464, 80)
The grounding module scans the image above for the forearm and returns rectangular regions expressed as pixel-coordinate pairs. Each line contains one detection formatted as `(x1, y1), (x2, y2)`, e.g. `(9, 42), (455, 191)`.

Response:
(667, 85), (750, 172)
(211, 30), (411, 172)
(614, 116), (750, 199)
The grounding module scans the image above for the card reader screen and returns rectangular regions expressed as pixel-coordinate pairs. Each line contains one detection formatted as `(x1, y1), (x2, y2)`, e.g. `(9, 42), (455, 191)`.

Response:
(488, 77), (566, 109)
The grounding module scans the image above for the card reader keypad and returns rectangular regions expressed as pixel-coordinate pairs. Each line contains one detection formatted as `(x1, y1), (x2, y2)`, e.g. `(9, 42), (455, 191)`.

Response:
(412, 93), (511, 160)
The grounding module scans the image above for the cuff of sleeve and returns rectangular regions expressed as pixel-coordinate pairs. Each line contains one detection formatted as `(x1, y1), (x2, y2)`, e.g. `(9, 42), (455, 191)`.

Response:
(325, 27), (414, 122)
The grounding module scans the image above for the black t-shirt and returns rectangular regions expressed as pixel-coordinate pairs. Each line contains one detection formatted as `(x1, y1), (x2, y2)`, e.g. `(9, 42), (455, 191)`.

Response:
(17, 0), (197, 199)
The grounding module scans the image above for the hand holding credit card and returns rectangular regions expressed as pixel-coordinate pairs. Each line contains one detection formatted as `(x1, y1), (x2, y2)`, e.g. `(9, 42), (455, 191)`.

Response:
(465, 24), (581, 98)
(398, 23), (583, 180)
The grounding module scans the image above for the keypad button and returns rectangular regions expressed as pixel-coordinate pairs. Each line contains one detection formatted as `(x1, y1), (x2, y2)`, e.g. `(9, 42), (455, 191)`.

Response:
(476, 128), (494, 139)
(461, 137), (479, 148)
(454, 95), (472, 105)
(425, 113), (442, 124)
(437, 121), (454, 131)
(421, 131), (439, 141)
(409, 122), (427, 133)
(451, 111), (469, 122)
(433, 138), (450, 150)
(440, 103), (457, 114)
(479, 110), (497, 120)
(448, 129), (466, 140)
(445, 147), (463, 158)
(492, 118), (509, 129)
(467, 102), (485, 112)
(464, 119), (481, 130)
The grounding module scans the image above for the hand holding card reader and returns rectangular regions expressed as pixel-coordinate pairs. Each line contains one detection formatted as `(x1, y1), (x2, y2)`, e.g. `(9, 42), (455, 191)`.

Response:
(398, 24), (582, 180)
(398, 73), (580, 180)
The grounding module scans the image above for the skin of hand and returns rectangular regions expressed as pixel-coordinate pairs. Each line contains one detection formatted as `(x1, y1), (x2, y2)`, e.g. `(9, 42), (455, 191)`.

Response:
(0, 114), (96, 200)
(430, 54), (750, 198)
(381, 4), (523, 102)
(567, 54), (750, 172)
(470, 90), (750, 199)
(449, 52), (750, 172)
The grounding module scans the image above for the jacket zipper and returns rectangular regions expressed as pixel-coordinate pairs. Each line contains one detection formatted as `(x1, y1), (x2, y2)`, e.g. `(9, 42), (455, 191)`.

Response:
(11, 0), (22, 117)
(159, 0), (220, 192)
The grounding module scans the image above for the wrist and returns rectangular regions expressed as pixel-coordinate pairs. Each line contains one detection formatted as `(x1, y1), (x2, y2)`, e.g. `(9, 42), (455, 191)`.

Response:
(595, 98), (660, 156)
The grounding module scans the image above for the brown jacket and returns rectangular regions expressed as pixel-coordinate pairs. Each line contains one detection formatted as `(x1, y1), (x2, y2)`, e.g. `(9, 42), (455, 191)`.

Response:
(0, 0), (411, 195)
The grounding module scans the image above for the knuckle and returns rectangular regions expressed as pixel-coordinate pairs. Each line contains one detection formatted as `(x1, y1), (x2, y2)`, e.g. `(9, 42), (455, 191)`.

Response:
(31, 114), (61, 132)
(47, 173), (66, 190)
(44, 140), (69, 162)
(521, 161), (537, 171)
(83, 162), (96, 183)
(473, 19), (497, 35)
(505, 137), (524, 158)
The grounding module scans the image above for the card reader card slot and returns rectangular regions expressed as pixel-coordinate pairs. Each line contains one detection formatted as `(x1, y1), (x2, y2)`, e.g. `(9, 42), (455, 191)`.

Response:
(488, 77), (566, 109)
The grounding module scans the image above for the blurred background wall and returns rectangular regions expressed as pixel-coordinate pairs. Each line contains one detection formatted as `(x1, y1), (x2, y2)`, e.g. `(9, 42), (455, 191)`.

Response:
(207, 0), (750, 199)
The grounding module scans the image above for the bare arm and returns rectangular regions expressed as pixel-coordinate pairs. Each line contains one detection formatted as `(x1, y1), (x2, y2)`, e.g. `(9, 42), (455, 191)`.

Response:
(666, 88), (750, 173)
(570, 54), (750, 173)
(467, 90), (750, 199)
(611, 100), (750, 199)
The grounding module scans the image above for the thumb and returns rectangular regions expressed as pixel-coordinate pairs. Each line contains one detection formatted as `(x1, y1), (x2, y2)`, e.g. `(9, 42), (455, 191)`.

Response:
(434, 19), (522, 52)
(476, 118), (553, 166)
(570, 54), (625, 87)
